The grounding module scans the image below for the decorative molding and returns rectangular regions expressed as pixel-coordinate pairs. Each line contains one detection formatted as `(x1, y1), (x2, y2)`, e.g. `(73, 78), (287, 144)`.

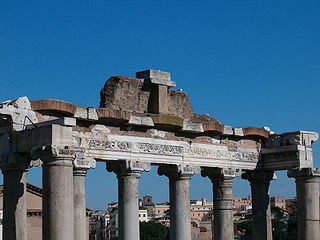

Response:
(201, 167), (241, 180)
(88, 140), (132, 151)
(137, 143), (183, 155)
(73, 135), (259, 163)
(0, 153), (31, 171)
(265, 131), (318, 148)
(107, 160), (151, 177)
(158, 164), (200, 178)
(287, 168), (320, 178)
(74, 158), (96, 170)
(241, 170), (276, 182)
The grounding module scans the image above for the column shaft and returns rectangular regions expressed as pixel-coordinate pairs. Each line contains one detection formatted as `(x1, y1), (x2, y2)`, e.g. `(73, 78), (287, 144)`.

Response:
(169, 176), (192, 240)
(118, 173), (140, 240)
(288, 168), (320, 240)
(296, 177), (320, 240)
(42, 159), (74, 240)
(213, 178), (234, 240)
(2, 169), (28, 240)
(242, 171), (274, 240)
(73, 170), (87, 240)
(107, 160), (150, 240)
(251, 180), (273, 240)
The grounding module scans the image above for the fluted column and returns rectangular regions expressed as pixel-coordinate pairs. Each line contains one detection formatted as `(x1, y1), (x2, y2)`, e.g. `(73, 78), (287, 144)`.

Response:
(107, 160), (151, 240)
(1, 154), (30, 240)
(242, 171), (275, 240)
(158, 164), (200, 240)
(288, 168), (320, 240)
(39, 146), (77, 240)
(73, 156), (96, 240)
(202, 168), (239, 240)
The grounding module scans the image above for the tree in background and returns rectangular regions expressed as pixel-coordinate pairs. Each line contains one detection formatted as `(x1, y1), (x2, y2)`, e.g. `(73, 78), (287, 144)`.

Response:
(140, 222), (169, 240)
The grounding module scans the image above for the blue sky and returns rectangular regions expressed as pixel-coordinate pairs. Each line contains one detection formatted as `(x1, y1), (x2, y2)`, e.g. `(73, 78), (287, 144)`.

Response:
(0, 0), (319, 209)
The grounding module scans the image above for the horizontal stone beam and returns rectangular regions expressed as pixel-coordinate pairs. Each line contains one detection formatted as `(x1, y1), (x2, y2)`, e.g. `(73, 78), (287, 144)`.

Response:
(11, 125), (73, 153)
(25, 117), (76, 129)
(74, 133), (260, 170)
(261, 145), (313, 171)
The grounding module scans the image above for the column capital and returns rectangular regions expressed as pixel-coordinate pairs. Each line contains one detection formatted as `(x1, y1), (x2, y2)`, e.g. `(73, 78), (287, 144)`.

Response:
(107, 160), (151, 178)
(73, 152), (96, 175)
(32, 145), (86, 167)
(201, 167), (240, 182)
(0, 153), (31, 172)
(288, 167), (320, 179)
(241, 170), (276, 183)
(158, 164), (200, 179)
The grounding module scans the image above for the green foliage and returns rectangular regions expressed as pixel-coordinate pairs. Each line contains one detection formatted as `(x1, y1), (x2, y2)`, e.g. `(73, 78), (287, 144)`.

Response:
(272, 206), (285, 220)
(236, 221), (252, 236)
(272, 219), (286, 240)
(140, 222), (169, 240)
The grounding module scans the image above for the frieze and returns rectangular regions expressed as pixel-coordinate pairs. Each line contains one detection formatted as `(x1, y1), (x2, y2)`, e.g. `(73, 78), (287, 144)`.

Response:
(262, 151), (300, 162)
(184, 147), (258, 162)
(88, 140), (132, 151)
(137, 143), (183, 155)
(72, 135), (259, 162)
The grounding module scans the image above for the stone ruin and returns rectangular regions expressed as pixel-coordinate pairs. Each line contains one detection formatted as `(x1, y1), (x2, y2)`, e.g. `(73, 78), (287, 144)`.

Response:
(0, 69), (319, 240)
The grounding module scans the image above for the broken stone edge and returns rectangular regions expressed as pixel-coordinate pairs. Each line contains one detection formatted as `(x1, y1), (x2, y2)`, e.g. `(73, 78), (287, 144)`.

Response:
(28, 99), (270, 139)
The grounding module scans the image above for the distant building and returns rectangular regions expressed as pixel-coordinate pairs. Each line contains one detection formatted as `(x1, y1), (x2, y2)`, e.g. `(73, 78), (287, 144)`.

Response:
(0, 183), (91, 240)
(105, 205), (149, 239)
(270, 196), (286, 210)
(232, 196), (252, 212)
(190, 198), (213, 221)
(89, 210), (109, 240)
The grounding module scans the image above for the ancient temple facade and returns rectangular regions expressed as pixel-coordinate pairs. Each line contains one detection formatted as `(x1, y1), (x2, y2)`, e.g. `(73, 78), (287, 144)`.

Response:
(0, 69), (319, 240)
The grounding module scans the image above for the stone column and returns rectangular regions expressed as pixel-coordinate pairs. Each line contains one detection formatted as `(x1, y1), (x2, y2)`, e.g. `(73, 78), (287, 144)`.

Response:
(40, 146), (77, 240)
(158, 164), (200, 240)
(107, 160), (151, 240)
(242, 171), (276, 240)
(288, 168), (320, 240)
(202, 168), (240, 240)
(73, 156), (96, 240)
(1, 154), (30, 240)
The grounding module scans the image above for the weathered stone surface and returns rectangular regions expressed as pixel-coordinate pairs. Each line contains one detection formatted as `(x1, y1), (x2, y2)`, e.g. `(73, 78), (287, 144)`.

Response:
(265, 131), (318, 148)
(26, 117), (76, 129)
(281, 131), (319, 146)
(261, 145), (314, 170)
(188, 113), (224, 132)
(128, 114), (154, 127)
(202, 167), (239, 240)
(242, 171), (275, 240)
(0, 97), (38, 131)
(150, 114), (184, 128)
(150, 129), (166, 139)
(168, 90), (193, 118)
(96, 108), (131, 121)
(233, 128), (244, 136)
(75, 107), (98, 120)
(182, 120), (204, 133)
(90, 124), (111, 133)
(99, 76), (149, 112)
(136, 69), (175, 87)
(31, 99), (77, 116)
(158, 164), (198, 240)
(223, 126), (233, 135)
(288, 168), (320, 240)
(242, 127), (270, 138)
(99, 75), (193, 118)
